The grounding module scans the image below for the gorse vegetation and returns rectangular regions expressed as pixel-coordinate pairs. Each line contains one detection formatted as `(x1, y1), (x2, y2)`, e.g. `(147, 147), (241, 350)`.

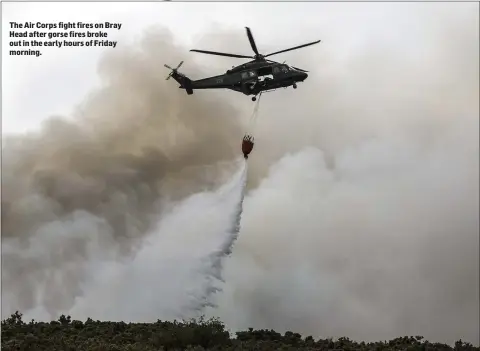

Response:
(1, 311), (478, 351)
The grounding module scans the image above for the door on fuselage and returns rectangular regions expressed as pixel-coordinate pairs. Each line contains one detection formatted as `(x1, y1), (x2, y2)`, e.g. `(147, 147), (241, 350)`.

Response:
(240, 70), (258, 93)
(273, 64), (290, 84)
(272, 65), (281, 77)
(257, 66), (274, 88)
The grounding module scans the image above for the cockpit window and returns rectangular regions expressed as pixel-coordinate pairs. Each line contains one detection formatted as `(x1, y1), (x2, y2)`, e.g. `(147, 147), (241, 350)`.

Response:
(249, 71), (256, 77)
(280, 65), (288, 73)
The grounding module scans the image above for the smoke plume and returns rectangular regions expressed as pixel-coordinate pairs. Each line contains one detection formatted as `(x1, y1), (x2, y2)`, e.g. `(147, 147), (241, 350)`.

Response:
(2, 3), (479, 346)
(2, 27), (245, 318)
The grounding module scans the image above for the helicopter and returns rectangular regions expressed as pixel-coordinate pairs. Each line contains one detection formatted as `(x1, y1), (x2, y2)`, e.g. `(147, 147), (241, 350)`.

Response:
(164, 27), (320, 101)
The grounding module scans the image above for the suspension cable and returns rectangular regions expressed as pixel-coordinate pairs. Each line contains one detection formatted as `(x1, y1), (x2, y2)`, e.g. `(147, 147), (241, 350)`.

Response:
(245, 92), (263, 136)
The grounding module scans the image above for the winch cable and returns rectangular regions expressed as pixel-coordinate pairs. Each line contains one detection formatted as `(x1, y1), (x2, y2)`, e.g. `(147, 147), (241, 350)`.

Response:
(241, 92), (263, 160)
(245, 92), (263, 136)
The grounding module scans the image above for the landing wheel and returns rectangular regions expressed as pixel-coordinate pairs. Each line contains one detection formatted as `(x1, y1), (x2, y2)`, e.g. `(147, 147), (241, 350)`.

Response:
(252, 96), (257, 102)
(293, 83), (297, 89)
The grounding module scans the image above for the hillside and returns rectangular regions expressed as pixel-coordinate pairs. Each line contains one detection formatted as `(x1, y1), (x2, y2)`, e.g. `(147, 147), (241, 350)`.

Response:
(1, 312), (477, 351)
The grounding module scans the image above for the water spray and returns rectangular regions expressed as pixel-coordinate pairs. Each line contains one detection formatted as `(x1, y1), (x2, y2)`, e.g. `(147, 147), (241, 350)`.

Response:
(186, 95), (262, 317)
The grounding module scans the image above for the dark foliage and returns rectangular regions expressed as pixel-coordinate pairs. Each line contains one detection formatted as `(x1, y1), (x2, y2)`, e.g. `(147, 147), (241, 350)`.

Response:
(1, 312), (478, 351)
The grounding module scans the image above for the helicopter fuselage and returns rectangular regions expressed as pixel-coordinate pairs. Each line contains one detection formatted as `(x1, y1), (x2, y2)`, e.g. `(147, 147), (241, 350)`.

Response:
(179, 61), (308, 98)
(165, 26), (319, 101)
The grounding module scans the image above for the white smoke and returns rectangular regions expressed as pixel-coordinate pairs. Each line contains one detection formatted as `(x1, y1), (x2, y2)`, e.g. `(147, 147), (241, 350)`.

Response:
(8, 160), (248, 323)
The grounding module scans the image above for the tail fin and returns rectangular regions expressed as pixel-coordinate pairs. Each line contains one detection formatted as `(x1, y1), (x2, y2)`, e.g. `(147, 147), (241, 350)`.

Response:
(164, 61), (194, 95)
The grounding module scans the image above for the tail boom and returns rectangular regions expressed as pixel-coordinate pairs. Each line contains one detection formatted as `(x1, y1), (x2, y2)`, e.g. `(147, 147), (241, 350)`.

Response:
(172, 72), (193, 95)
(165, 61), (229, 96)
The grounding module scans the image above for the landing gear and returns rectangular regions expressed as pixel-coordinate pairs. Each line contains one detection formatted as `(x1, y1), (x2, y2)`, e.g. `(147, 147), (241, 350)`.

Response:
(252, 96), (257, 102)
(293, 83), (297, 89)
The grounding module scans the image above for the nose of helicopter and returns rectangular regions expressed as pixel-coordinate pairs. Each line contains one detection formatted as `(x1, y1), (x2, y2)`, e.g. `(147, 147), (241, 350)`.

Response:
(297, 71), (308, 81)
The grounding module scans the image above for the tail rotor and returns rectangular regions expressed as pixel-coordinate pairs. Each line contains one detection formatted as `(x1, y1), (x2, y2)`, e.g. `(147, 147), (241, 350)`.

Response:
(164, 60), (184, 80)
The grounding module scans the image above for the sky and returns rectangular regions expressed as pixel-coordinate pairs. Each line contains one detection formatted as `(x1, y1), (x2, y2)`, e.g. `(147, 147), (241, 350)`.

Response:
(2, 1), (479, 346)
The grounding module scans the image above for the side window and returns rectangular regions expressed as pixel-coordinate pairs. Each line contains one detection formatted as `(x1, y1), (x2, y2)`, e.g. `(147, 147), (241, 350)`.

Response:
(281, 65), (288, 73)
(273, 67), (280, 74)
(241, 72), (249, 79)
(249, 71), (256, 77)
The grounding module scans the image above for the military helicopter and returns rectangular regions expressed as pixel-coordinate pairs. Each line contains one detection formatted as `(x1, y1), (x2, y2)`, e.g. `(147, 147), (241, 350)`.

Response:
(164, 27), (320, 101)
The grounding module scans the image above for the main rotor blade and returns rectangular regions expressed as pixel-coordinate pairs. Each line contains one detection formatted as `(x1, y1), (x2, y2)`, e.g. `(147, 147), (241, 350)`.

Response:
(264, 40), (321, 57)
(245, 27), (259, 55)
(190, 49), (252, 59)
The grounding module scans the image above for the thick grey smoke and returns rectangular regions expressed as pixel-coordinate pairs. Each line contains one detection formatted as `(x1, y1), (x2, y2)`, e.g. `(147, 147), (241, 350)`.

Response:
(33, 160), (248, 323)
(2, 3), (479, 346)
(214, 4), (479, 345)
(1, 27), (245, 317)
